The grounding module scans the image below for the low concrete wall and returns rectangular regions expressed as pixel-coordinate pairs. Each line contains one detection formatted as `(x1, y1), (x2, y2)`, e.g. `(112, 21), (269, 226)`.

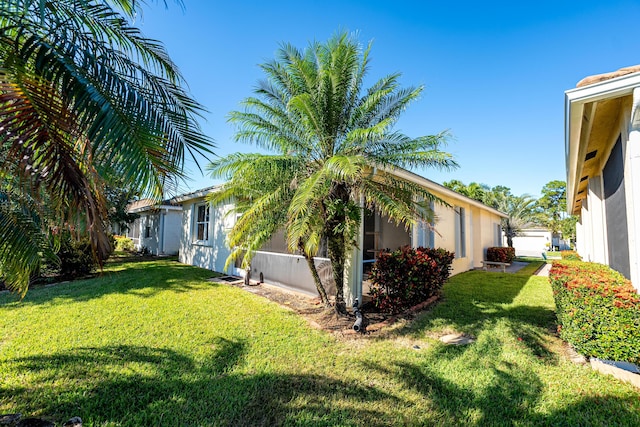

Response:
(250, 251), (335, 297)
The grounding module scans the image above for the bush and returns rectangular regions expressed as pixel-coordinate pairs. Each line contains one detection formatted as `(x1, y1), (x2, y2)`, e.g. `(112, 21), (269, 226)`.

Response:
(549, 260), (640, 364)
(560, 250), (582, 261)
(486, 247), (515, 263)
(114, 235), (135, 252)
(56, 236), (98, 279)
(369, 246), (454, 313)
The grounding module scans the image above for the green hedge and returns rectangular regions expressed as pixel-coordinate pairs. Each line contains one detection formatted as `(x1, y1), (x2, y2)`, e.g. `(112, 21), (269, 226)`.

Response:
(369, 246), (454, 313)
(560, 250), (582, 261)
(486, 247), (515, 263)
(549, 260), (640, 364)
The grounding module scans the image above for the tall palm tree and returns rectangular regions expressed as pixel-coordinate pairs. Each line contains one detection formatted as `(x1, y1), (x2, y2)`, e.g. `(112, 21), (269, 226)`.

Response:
(209, 32), (456, 313)
(0, 0), (213, 295)
(493, 194), (537, 247)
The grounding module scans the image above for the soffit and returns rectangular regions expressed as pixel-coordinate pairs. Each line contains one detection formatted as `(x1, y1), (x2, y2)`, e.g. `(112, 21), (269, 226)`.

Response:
(571, 96), (628, 215)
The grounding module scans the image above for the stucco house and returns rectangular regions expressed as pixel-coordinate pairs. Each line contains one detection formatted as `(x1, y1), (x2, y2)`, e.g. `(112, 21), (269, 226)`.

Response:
(508, 227), (570, 257)
(565, 65), (640, 291)
(174, 169), (507, 303)
(126, 199), (182, 255)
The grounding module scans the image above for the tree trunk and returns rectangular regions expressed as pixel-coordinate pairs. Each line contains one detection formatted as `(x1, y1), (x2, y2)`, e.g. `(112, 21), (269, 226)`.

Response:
(300, 242), (331, 307)
(507, 235), (513, 248)
(328, 231), (347, 315)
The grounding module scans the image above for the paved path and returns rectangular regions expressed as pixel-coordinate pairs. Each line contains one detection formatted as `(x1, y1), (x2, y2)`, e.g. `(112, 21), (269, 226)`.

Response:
(479, 261), (552, 276)
(536, 263), (552, 277)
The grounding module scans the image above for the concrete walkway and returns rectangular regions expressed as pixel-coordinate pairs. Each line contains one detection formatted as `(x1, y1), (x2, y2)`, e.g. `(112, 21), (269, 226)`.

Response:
(535, 262), (552, 277)
(478, 261), (552, 276)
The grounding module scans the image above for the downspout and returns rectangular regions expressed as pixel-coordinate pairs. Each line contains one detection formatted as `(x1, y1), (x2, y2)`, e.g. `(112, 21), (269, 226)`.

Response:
(626, 88), (640, 289)
(159, 209), (166, 255)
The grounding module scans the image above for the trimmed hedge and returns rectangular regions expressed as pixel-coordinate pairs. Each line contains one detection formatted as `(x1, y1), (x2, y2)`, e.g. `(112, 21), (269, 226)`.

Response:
(560, 250), (582, 261)
(486, 247), (515, 263)
(549, 260), (640, 364)
(369, 246), (454, 313)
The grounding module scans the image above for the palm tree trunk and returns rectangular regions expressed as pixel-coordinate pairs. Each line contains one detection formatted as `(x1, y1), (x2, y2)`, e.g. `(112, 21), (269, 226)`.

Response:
(299, 242), (331, 307)
(328, 232), (348, 315)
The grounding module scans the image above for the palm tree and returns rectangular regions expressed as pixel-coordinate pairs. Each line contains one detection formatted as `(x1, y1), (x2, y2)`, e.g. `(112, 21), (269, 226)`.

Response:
(493, 194), (537, 248)
(209, 32), (456, 313)
(0, 0), (213, 295)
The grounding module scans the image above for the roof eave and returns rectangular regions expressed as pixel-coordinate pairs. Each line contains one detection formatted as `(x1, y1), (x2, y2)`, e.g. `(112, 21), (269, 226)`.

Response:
(565, 72), (640, 215)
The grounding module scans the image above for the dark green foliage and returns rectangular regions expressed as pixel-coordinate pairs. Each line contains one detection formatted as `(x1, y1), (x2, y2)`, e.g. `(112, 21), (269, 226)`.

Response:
(56, 235), (100, 279)
(369, 246), (454, 313)
(549, 260), (640, 364)
(486, 247), (515, 263)
(0, 0), (213, 295)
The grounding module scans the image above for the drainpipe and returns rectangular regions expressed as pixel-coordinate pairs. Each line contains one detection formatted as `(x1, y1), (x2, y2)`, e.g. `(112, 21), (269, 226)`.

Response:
(159, 210), (166, 255)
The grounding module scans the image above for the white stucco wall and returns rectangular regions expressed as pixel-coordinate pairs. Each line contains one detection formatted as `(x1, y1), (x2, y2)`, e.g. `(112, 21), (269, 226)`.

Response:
(430, 196), (503, 276)
(179, 198), (236, 275)
(510, 229), (551, 258)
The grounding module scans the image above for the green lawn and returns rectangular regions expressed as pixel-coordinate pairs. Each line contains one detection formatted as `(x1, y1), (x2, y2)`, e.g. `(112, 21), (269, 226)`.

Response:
(1, 259), (638, 426)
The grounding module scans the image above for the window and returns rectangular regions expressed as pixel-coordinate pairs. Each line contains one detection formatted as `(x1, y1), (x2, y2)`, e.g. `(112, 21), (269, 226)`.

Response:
(144, 226), (151, 238)
(495, 223), (503, 247)
(194, 203), (210, 242)
(455, 206), (466, 258)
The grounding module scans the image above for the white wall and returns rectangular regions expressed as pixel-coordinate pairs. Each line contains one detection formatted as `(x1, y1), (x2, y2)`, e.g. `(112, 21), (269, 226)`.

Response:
(161, 210), (182, 255)
(510, 229), (551, 258)
(179, 198), (236, 275)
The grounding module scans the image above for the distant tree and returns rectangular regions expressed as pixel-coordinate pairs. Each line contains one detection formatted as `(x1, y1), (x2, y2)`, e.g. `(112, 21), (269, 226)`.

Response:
(444, 180), (540, 247)
(105, 186), (139, 234)
(560, 215), (578, 247)
(443, 180), (488, 203)
(209, 32), (457, 314)
(537, 180), (567, 234)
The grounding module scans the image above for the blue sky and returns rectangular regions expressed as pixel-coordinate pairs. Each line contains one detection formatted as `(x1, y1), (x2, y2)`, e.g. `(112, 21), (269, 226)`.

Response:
(138, 0), (640, 198)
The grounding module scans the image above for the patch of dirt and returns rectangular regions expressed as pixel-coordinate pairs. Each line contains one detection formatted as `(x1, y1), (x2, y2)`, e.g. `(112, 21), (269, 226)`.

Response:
(225, 280), (439, 339)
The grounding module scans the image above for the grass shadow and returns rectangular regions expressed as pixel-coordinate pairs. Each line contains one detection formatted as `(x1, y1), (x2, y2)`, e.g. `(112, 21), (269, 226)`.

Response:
(0, 259), (221, 307)
(378, 263), (559, 365)
(2, 343), (400, 426)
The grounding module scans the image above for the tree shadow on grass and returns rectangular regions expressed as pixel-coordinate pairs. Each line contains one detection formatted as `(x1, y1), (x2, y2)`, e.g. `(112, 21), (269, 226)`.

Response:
(388, 270), (559, 364)
(3, 340), (639, 426)
(362, 348), (640, 426)
(0, 260), (221, 307)
(2, 341), (398, 426)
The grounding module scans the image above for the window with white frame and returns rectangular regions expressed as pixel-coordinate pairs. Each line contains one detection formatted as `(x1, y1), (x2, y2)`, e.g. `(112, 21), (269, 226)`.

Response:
(194, 203), (210, 242)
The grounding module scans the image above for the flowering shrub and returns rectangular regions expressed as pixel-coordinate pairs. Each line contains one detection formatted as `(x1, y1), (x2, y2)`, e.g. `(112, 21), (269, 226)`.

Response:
(369, 246), (454, 313)
(549, 260), (640, 364)
(560, 250), (582, 261)
(114, 235), (135, 252)
(486, 247), (515, 263)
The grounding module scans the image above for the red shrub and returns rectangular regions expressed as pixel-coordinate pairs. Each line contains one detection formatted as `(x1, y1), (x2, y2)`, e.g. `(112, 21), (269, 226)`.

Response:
(369, 246), (454, 313)
(486, 247), (515, 263)
(550, 260), (640, 364)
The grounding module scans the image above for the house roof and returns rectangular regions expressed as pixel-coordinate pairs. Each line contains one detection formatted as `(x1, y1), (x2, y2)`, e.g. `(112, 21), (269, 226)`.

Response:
(565, 65), (640, 215)
(387, 167), (508, 218)
(174, 169), (506, 218)
(126, 198), (181, 214)
(171, 184), (221, 203)
(576, 65), (640, 88)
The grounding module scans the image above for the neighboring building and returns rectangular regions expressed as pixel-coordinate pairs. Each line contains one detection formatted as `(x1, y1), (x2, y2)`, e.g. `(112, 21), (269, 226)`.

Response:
(507, 227), (570, 257)
(508, 227), (552, 257)
(565, 65), (640, 290)
(175, 169), (507, 303)
(126, 199), (182, 255)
